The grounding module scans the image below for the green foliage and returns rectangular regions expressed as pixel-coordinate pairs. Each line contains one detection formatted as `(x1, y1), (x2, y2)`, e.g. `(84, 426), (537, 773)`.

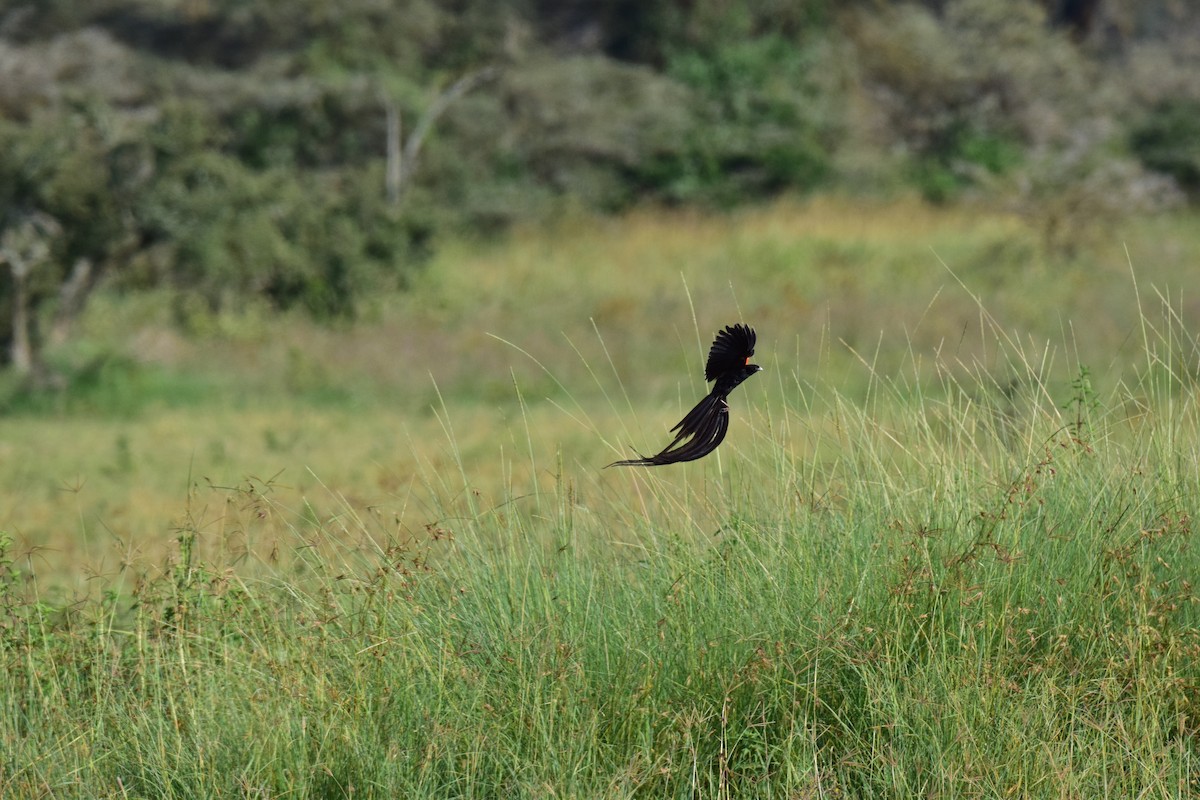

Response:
(656, 33), (839, 204)
(850, 0), (1094, 201)
(498, 56), (697, 212)
(0, 529), (19, 638)
(1131, 100), (1200, 197)
(137, 153), (417, 319)
(0, 108), (133, 271)
(614, 0), (839, 59)
(909, 127), (1025, 203)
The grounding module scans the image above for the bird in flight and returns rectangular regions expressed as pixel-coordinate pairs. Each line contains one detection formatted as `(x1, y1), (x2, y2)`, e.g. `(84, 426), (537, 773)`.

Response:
(608, 323), (762, 467)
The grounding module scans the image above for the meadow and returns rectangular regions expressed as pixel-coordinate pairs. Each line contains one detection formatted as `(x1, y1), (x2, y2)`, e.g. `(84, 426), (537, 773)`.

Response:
(3, 196), (1200, 797)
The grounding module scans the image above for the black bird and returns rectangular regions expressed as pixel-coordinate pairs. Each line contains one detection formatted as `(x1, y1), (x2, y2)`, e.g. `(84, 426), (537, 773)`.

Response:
(608, 324), (762, 467)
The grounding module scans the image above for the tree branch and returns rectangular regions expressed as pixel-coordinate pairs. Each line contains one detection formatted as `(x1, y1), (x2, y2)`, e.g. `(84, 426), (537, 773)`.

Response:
(388, 66), (499, 207)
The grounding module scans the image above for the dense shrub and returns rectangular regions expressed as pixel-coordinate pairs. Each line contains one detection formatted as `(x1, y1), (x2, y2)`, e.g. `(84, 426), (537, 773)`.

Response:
(497, 56), (695, 210)
(656, 33), (840, 204)
(1131, 100), (1200, 197)
(849, 0), (1090, 201)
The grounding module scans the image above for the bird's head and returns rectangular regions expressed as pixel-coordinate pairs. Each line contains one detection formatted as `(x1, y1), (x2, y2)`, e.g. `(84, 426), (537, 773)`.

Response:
(727, 361), (763, 391)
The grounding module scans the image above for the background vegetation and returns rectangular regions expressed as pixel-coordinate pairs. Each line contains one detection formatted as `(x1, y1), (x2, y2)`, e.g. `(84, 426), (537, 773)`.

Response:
(4, 1), (1200, 797)
(3, 0), (1200, 378)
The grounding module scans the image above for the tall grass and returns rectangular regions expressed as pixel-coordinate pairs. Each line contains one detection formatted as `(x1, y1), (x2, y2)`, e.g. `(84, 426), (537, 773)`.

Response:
(3, 274), (1199, 797)
(6, 197), (1200, 575)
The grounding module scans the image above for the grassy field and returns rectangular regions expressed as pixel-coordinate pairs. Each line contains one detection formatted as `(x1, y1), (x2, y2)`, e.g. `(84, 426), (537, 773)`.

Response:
(3, 197), (1200, 797)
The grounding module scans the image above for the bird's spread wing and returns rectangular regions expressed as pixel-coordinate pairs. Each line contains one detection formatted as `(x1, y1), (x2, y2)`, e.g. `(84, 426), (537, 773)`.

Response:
(705, 324), (756, 382)
(606, 392), (730, 467)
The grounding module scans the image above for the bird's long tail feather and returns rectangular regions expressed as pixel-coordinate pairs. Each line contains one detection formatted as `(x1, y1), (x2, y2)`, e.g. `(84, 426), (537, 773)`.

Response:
(606, 390), (729, 467)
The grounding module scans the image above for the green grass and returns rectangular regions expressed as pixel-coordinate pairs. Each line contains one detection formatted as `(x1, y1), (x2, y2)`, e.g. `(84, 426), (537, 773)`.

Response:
(3, 197), (1200, 797)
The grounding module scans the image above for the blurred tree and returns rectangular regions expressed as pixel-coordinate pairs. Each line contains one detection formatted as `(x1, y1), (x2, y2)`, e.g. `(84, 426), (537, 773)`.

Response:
(382, 67), (499, 207)
(0, 106), (148, 381)
(499, 56), (695, 210)
(2, 0), (1200, 385)
(849, 0), (1086, 201)
(658, 32), (842, 204)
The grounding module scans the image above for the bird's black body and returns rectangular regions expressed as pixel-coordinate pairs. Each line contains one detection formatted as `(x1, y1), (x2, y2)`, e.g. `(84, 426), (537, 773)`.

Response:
(608, 324), (761, 467)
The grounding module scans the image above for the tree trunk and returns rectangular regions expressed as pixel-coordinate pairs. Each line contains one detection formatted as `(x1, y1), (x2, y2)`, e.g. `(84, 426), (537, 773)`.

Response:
(9, 266), (33, 374)
(385, 98), (402, 207)
(7, 266), (56, 386)
(1, 210), (61, 384)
